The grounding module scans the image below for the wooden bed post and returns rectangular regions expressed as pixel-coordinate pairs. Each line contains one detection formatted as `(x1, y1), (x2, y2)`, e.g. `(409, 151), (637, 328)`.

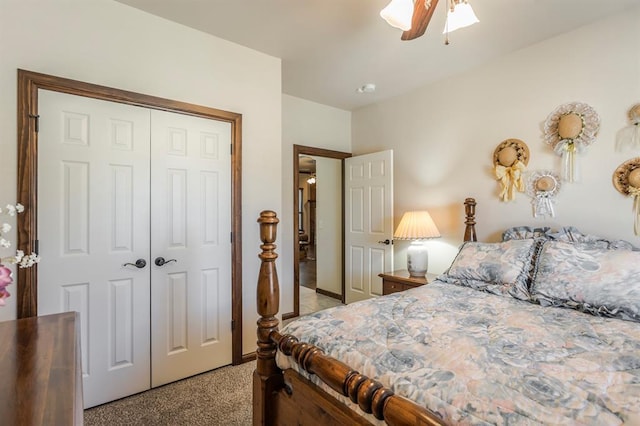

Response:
(253, 210), (282, 425)
(252, 209), (448, 426)
(464, 198), (477, 242)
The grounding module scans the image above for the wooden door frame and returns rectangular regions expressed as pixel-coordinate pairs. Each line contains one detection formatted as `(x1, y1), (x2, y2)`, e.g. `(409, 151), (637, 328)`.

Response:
(285, 145), (350, 320)
(16, 69), (245, 365)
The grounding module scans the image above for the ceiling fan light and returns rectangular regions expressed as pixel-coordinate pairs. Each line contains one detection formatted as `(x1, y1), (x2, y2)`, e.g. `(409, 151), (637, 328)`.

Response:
(443, 1), (479, 34)
(380, 0), (414, 31)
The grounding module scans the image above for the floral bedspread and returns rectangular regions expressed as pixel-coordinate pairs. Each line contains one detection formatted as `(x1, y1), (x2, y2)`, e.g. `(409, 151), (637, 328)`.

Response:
(277, 281), (640, 425)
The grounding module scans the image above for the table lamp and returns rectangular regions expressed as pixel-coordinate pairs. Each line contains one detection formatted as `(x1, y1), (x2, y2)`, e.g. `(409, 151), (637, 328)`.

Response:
(393, 211), (441, 277)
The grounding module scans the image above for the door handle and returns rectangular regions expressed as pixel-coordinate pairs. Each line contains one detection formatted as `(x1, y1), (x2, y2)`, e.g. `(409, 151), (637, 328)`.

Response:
(124, 259), (147, 269)
(155, 257), (177, 267)
(378, 239), (391, 245)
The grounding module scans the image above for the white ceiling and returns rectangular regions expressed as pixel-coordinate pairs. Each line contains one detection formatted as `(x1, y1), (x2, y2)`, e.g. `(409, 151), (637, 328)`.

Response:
(115, 0), (639, 111)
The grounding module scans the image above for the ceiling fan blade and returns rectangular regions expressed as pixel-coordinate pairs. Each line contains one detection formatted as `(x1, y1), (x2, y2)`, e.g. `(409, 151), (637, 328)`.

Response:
(401, 0), (440, 41)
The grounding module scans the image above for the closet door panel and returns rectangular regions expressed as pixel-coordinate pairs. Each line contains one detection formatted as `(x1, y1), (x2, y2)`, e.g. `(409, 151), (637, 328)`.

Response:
(150, 110), (232, 387)
(37, 90), (152, 408)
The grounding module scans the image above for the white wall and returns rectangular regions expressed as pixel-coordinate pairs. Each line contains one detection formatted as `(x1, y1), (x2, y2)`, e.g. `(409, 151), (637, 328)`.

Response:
(314, 156), (342, 295)
(353, 7), (640, 274)
(281, 95), (351, 313)
(0, 0), (282, 356)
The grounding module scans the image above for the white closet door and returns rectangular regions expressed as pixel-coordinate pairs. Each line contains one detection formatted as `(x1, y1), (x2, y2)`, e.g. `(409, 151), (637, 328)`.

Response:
(37, 90), (152, 408)
(150, 110), (232, 386)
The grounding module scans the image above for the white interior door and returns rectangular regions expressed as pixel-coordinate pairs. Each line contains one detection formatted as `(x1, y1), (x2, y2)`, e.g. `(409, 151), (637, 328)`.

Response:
(150, 110), (232, 387)
(38, 90), (152, 408)
(37, 90), (233, 406)
(345, 150), (394, 304)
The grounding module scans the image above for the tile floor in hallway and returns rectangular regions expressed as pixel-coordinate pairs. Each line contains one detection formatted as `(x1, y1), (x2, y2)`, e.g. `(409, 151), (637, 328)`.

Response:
(287, 244), (343, 325)
(299, 285), (343, 316)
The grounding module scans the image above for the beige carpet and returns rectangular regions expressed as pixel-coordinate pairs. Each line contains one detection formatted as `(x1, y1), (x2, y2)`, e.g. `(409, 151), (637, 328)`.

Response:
(84, 361), (255, 425)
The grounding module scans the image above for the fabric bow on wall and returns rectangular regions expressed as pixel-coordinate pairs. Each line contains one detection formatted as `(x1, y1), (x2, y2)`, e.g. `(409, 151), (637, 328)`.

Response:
(630, 186), (640, 236)
(554, 140), (583, 183)
(495, 161), (525, 202)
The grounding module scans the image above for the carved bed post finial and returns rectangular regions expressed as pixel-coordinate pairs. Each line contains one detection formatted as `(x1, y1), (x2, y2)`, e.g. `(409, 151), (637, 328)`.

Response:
(256, 210), (280, 371)
(254, 210), (282, 426)
(464, 198), (477, 242)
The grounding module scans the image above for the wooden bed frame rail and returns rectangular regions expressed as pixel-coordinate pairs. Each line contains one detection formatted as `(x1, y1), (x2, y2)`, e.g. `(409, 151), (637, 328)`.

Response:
(254, 199), (478, 425)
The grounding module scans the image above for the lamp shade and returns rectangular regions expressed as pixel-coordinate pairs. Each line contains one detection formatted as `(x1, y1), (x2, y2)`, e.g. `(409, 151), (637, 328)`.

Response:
(443, 1), (479, 33)
(380, 0), (414, 31)
(393, 211), (441, 240)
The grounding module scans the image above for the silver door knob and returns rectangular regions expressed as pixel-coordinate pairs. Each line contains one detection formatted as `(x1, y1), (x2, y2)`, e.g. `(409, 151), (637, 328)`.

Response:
(155, 257), (177, 267)
(124, 259), (147, 268)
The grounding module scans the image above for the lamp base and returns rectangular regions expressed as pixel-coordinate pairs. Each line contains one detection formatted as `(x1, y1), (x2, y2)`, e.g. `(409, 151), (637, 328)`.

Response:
(406, 241), (429, 278)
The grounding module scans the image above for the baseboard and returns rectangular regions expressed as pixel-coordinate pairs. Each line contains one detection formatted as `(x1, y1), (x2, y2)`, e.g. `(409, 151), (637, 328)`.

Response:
(316, 288), (342, 301)
(282, 311), (296, 320)
(241, 352), (257, 363)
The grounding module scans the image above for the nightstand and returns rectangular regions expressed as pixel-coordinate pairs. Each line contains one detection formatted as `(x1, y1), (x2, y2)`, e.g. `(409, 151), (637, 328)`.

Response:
(379, 270), (438, 295)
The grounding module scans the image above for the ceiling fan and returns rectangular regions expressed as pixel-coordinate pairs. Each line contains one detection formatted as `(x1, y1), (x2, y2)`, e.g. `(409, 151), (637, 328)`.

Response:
(402, 0), (440, 41)
(380, 0), (478, 41)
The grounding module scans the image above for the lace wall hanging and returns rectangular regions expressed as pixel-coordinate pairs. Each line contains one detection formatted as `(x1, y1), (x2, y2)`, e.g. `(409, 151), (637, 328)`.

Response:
(616, 104), (640, 152)
(526, 170), (561, 218)
(544, 102), (600, 183)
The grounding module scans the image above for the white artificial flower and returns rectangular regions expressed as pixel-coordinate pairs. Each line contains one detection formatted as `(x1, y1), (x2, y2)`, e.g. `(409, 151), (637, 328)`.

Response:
(3, 250), (27, 266)
(0, 203), (40, 271)
(14, 250), (24, 261)
(19, 253), (40, 268)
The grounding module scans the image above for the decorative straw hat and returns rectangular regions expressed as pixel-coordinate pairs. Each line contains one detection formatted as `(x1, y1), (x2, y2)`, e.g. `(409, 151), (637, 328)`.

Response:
(493, 139), (530, 167)
(544, 102), (600, 151)
(526, 170), (561, 198)
(628, 104), (640, 124)
(616, 104), (640, 152)
(613, 158), (640, 196)
(526, 170), (561, 218)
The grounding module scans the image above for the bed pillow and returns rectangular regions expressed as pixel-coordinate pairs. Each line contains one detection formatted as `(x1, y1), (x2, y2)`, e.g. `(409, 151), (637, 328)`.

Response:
(546, 226), (636, 250)
(503, 225), (636, 250)
(502, 226), (551, 241)
(531, 240), (640, 322)
(440, 239), (538, 300)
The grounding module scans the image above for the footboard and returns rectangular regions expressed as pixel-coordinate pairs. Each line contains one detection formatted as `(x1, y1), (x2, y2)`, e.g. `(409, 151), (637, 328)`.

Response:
(253, 207), (476, 426)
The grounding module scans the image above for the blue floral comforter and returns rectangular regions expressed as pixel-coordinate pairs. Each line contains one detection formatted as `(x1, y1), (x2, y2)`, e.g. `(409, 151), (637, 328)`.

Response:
(277, 281), (640, 425)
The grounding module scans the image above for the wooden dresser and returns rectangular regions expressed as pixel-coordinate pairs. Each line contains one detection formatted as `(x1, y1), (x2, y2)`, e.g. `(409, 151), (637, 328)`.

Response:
(0, 312), (83, 425)
(379, 270), (437, 295)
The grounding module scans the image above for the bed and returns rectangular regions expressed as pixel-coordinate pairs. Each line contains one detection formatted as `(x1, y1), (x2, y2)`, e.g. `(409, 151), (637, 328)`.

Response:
(253, 198), (640, 425)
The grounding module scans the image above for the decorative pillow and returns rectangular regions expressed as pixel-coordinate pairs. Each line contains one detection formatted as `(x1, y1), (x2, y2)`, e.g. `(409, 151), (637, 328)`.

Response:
(545, 226), (636, 250)
(502, 226), (551, 241)
(440, 239), (537, 300)
(531, 240), (640, 322)
(503, 225), (636, 250)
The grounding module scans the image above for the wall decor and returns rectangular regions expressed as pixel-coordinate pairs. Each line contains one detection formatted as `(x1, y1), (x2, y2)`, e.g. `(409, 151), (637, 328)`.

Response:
(615, 104), (640, 152)
(526, 170), (561, 218)
(544, 102), (600, 183)
(493, 138), (529, 202)
(613, 157), (640, 236)
(0, 203), (40, 306)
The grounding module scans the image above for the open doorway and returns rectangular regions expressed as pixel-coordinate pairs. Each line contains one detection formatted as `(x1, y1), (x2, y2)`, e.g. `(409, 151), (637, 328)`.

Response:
(298, 156), (316, 290)
(285, 145), (350, 320)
